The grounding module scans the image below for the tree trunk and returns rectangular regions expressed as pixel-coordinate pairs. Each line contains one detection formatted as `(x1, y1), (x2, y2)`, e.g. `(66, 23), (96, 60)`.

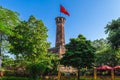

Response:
(77, 67), (80, 80)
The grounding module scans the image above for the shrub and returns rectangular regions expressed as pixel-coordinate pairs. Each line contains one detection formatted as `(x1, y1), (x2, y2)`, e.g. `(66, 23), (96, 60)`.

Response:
(4, 70), (15, 76)
(26, 62), (47, 80)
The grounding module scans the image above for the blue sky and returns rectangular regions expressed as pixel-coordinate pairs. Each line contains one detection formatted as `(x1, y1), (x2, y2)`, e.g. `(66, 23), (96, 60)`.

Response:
(0, 0), (120, 47)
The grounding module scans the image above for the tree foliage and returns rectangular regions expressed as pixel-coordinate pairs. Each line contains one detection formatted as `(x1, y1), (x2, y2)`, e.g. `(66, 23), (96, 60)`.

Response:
(61, 34), (95, 68)
(44, 53), (59, 75)
(95, 47), (118, 66)
(0, 6), (20, 68)
(2, 55), (14, 67)
(92, 38), (109, 52)
(92, 38), (120, 66)
(0, 6), (19, 35)
(8, 15), (49, 61)
(105, 18), (120, 49)
(26, 60), (50, 79)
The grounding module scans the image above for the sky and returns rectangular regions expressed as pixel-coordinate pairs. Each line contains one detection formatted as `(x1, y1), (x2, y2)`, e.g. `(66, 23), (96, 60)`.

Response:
(0, 0), (120, 47)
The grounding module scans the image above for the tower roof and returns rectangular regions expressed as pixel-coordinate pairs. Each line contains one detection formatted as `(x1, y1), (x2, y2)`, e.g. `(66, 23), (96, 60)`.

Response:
(55, 16), (66, 20)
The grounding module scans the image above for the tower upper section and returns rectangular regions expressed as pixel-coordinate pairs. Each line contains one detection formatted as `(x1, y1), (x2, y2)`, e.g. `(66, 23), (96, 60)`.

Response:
(55, 17), (66, 48)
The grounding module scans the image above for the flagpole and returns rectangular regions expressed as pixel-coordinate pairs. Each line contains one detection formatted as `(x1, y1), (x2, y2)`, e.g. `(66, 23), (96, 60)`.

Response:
(60, 5), (61, 17)
(60, 12), (61, 17)
(59, 9), (61, 17)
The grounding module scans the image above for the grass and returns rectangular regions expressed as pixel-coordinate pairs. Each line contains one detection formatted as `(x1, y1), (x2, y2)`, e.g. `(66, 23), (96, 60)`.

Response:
(1, 76), (120, 80)
(0, 77), (42, 80)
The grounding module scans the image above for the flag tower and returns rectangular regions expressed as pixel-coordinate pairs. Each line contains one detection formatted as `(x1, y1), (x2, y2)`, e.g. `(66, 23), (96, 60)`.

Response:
(48, 5), (69, 58)
(55, 5), (70, 58)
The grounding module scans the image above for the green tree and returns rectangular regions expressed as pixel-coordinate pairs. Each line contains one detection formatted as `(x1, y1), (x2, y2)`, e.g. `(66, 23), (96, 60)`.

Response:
(0, 6), (19, 35)
(105, 18), (120, 49)
(61, 34), (95, 80)
(8, 15), (49, 62)
(44, 53), (59, 75)
(92, 38), (120, 66)
(104, 18), (120, 66)
(8, 16), (51, 79)
(92, 38), (109, 52)
(0, 6), (19, 68)
(95, 47), (118, 66)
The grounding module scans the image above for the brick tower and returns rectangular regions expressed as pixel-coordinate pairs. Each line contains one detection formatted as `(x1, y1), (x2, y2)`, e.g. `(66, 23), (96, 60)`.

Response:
(55, 16), (66, 58)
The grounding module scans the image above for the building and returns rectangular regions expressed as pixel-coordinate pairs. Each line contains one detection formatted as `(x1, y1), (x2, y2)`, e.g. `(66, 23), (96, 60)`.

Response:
(48, 16), (66, 58)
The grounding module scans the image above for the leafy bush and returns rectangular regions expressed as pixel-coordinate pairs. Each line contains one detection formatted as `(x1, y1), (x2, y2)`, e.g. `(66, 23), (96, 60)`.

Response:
(4, 70), (15, 76)
(26, 62), (47, 80)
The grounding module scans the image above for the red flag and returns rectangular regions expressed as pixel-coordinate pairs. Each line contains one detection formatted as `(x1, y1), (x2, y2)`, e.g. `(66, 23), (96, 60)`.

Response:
(60, 5), (70, 16)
